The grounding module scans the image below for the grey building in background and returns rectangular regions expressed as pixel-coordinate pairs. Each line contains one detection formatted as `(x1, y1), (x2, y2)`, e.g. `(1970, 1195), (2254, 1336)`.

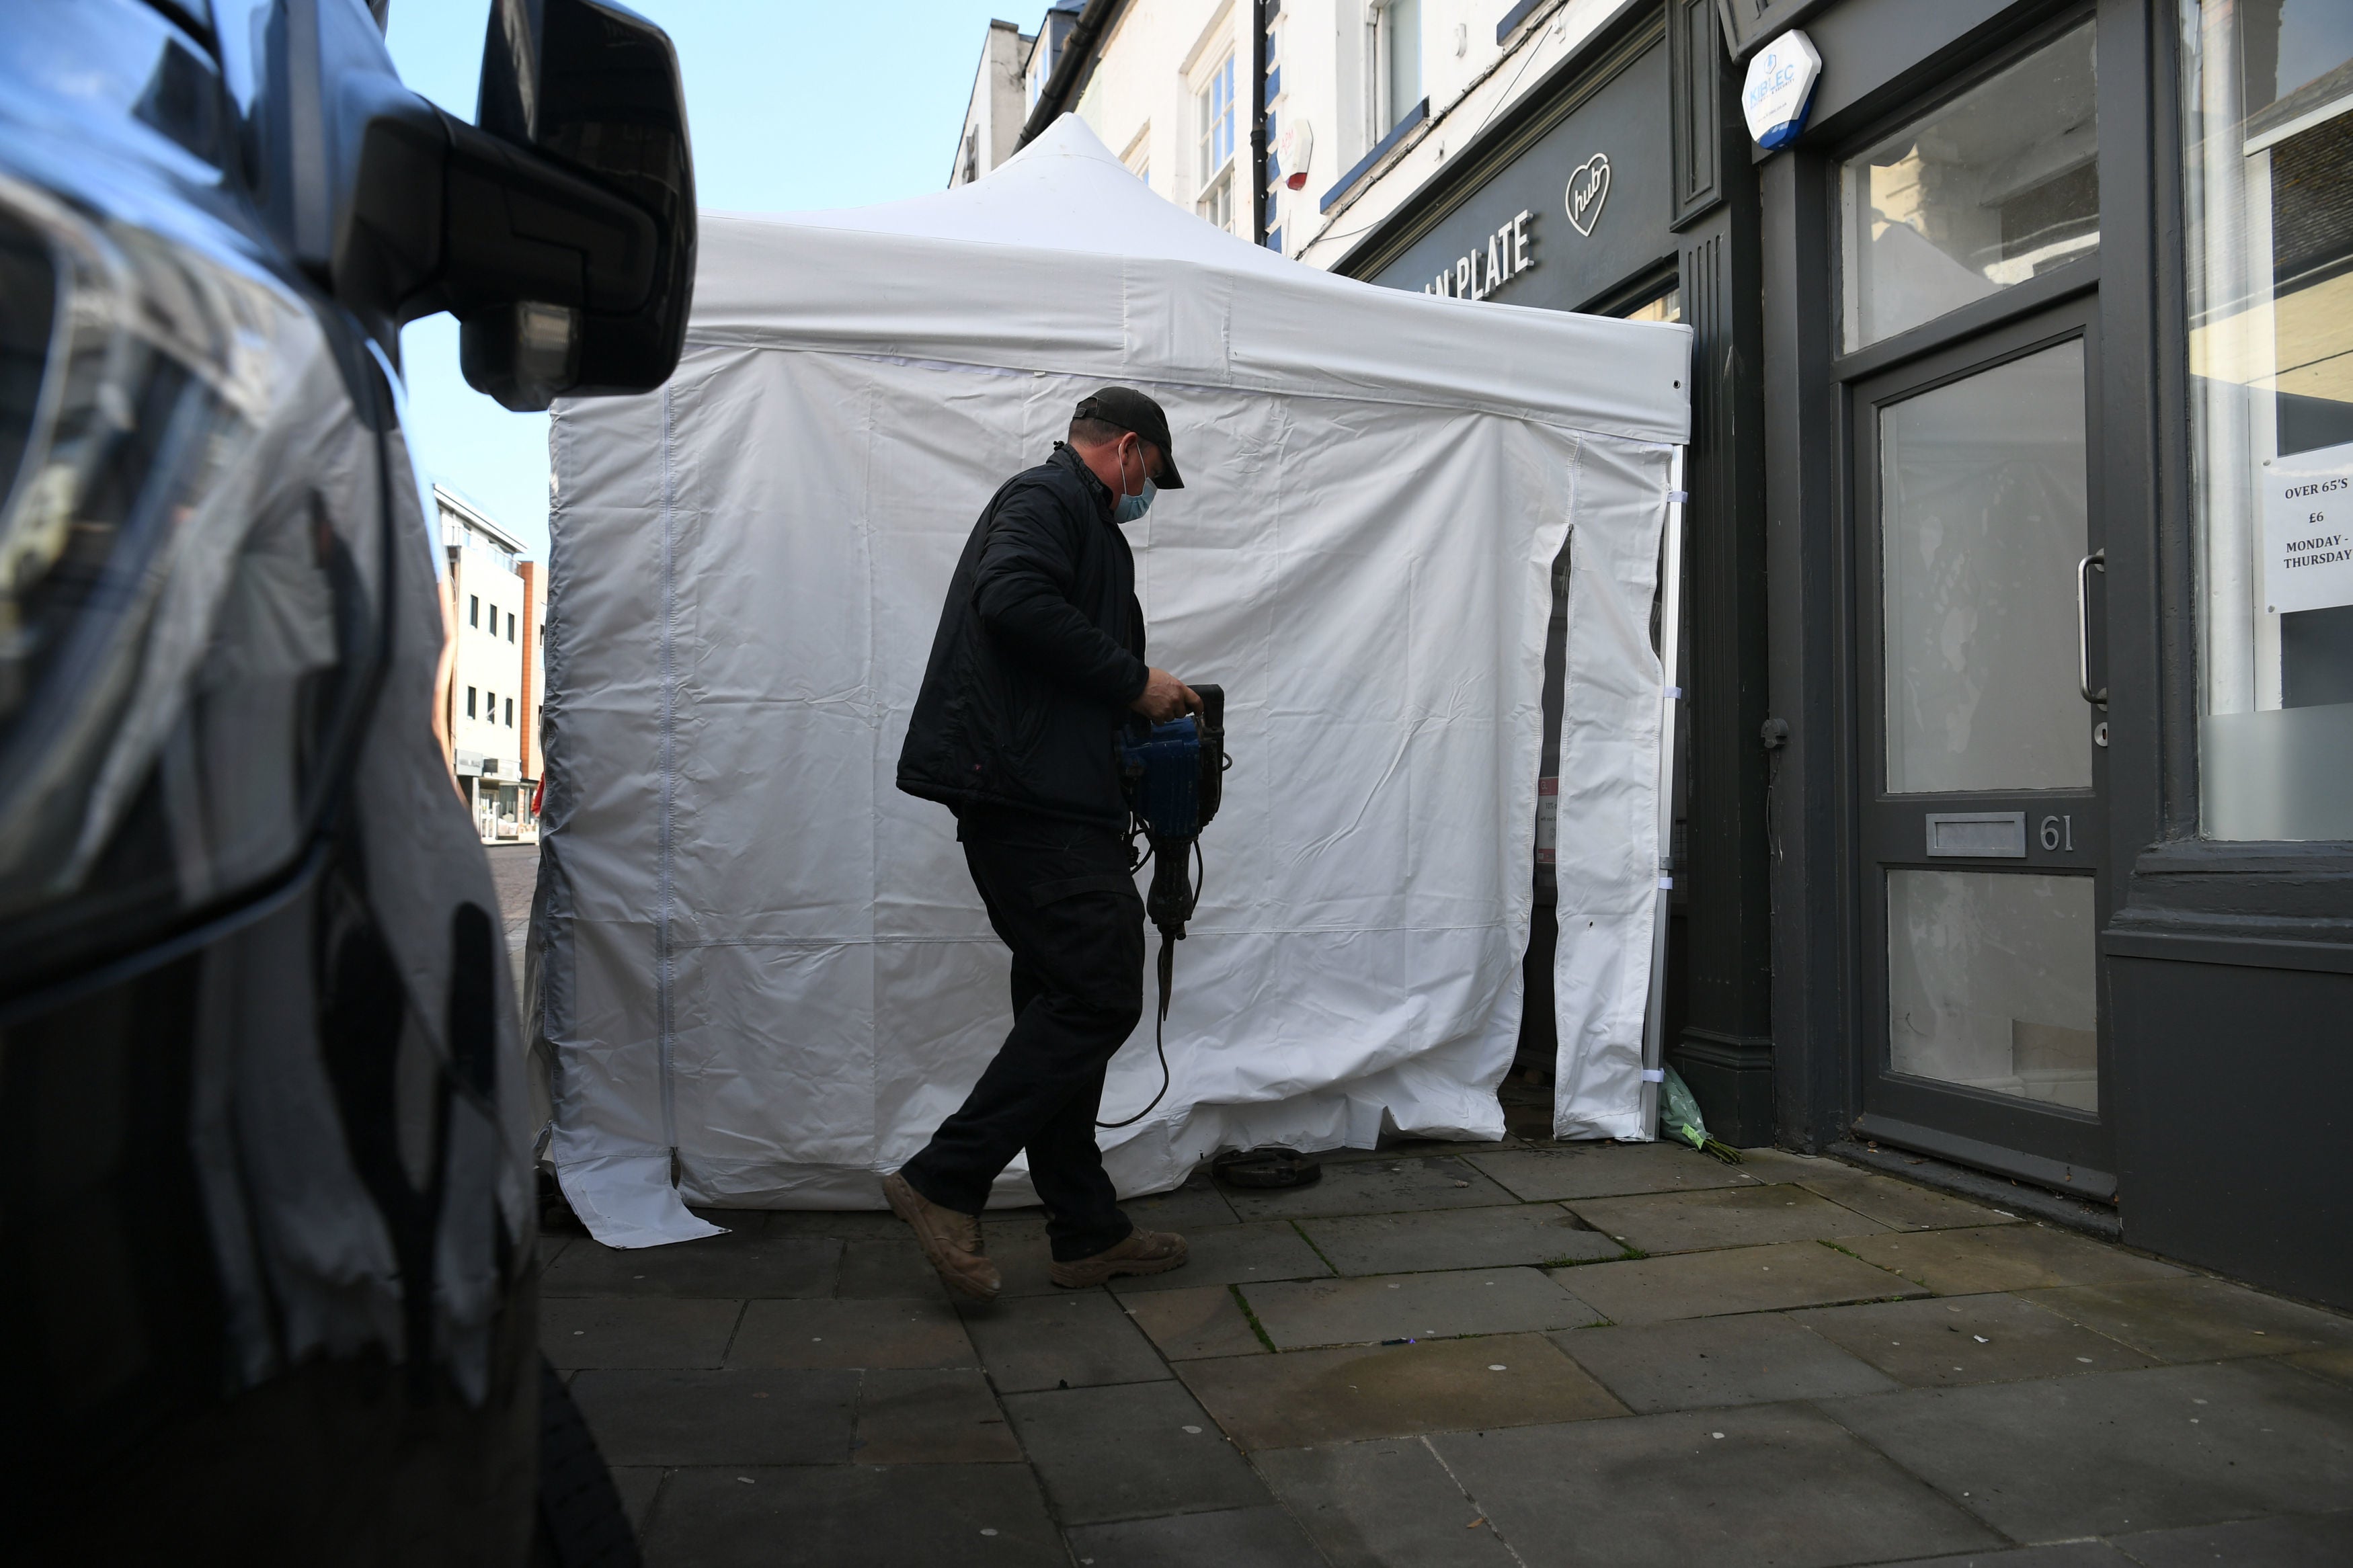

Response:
(952, 5), (1088, 188)
(951, 18), (1035, 188)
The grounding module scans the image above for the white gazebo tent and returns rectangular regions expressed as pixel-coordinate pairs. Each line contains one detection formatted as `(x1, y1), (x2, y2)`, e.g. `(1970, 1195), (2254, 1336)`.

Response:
(534, 117), (1691, 1246)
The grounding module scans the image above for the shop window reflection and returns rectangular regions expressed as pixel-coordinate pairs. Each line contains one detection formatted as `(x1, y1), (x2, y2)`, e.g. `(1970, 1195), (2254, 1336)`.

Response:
(1841, 25), (2099, 353)
(1624, 286), (1681, 325)
(2184, 1), (2353, 840)
(1880, 343), (2091, 796)
(1888, 869), (2098, 1112)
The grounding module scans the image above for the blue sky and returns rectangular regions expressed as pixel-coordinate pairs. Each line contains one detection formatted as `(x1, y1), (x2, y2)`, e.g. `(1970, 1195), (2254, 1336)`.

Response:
(385, 0), (1033, 559)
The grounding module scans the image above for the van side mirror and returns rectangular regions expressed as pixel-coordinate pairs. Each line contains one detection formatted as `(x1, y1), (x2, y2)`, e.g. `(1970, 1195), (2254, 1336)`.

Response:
(466, 0), (695, 409)
(331, 0), (694, 411)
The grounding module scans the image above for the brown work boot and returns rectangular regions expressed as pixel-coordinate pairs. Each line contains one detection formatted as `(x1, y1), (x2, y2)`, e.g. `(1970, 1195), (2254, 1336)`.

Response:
(883, 1171), (1000, 1303)
(1048, 1227), (1189, 1289)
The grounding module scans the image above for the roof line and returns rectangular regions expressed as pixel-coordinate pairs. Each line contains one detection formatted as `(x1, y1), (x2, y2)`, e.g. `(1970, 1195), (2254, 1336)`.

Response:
(433, 483), (529, 555)
(1016, 0), (1126, 151)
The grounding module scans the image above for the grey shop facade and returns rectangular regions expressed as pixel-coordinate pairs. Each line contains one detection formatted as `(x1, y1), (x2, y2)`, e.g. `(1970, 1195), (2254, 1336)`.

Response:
(1331, 0), (2353, 1311)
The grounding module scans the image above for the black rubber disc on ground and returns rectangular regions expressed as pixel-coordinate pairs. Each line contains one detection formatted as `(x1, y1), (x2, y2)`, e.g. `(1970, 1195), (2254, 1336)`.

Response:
(1211, 1147), (1323, 1190)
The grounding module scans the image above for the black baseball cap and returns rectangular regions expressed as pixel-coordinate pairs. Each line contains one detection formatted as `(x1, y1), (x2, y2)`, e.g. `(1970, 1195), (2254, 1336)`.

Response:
(1074, 386), (1184, 489)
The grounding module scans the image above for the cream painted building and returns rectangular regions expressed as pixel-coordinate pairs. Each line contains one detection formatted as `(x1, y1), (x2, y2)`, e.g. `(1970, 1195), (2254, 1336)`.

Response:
(437, 486), (545, 844)
(952, 1), (1261, 241)
(1278, 0), (1659, 271)
(1061, 1), (1259, 239)
(971, 3), (1646, 263)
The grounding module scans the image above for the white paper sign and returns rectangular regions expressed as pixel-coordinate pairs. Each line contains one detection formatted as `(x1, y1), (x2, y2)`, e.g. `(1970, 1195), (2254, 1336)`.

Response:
(2264, 440), (2353, 615)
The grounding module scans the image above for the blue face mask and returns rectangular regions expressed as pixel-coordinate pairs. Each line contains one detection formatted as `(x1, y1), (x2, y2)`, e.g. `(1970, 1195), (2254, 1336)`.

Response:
(1115, 478), (1156, 525)
(1112, 440), (1156, 524)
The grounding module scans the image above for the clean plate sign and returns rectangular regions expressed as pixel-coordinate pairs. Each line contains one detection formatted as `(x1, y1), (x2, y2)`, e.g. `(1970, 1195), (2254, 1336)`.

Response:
(1566, 154), (1610, 237)
(1373, 36), (1668, 313)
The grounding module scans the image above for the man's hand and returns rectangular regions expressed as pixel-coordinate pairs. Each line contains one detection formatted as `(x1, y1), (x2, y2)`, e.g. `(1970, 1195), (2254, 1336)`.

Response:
(1129, 667), (1203, 724)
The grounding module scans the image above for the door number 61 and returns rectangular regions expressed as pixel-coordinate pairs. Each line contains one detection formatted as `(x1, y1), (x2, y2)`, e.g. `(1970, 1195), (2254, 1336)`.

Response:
(2040, 814), (2076, 853)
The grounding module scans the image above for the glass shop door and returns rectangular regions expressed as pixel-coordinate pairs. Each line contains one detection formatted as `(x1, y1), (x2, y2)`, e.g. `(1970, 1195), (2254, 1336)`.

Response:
(1851, 304), (2115, 1187)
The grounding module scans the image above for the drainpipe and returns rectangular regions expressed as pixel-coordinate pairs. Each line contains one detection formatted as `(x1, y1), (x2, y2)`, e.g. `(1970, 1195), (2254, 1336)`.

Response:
(1015, 0), (1127, 151)
(1252, 0), (1271, 245)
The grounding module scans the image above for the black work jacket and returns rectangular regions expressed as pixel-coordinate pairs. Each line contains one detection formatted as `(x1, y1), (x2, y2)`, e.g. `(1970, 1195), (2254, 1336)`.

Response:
(897, 444), (1150, 827)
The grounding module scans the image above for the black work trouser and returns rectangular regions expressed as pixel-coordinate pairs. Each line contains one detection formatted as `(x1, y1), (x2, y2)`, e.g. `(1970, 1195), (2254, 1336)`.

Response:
(900, 814), (1144, 1262)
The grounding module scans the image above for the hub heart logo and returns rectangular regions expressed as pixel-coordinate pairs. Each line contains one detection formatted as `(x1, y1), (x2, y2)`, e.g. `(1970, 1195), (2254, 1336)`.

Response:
(1566, 153), (1611, 237)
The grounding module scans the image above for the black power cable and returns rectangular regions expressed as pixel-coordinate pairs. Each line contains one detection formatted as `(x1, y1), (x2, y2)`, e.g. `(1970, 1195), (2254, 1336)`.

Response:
(1096, 835), (1203, 1130)
(1096, 690), (1226, 1130)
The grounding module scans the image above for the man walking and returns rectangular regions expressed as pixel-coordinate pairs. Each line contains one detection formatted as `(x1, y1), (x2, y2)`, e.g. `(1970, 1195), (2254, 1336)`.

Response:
(887, 388), (1203, 1303)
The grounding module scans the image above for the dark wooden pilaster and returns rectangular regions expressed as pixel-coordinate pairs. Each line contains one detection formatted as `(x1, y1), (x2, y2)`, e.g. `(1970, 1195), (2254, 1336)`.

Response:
(1666, 1), (1777, 1144)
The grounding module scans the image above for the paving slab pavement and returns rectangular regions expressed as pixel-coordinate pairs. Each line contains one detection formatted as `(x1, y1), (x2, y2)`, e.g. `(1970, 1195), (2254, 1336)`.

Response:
(542, 1129), (2353, 1566)
(1062, 1503), (1326, 1567)
(853, 1368), (1023, 1463)
(1298, 1202), (1623, 1274)
(1565, 1181), (1893, 1253)
(541, 1223), (838, 1299)
(606, 1465), (665, 1532)
(1553, 1239), (1930, 1324)
(1240, 1266), (1601, 1349)
(1121, 1172), (1242, 1230)
(1549, 1310), (1900, 1411)
(1121, 1284), (1269, 1360)
(2020, 1273), (2353, 1362)
(1826, 1358), (2353, 1541)
(1177, 1332), (1625, 1449)
(724, 1295), (973, 1370)
(1844, 1223), (2185, 1296)
(1466, 1143), (1765, 1201)
(638, 1464), (1064, 1568)
(543, 1296), (744, 1370)
(569, 1368), (859, 1466)
(957, 1290), (1174, 1391)
(757, 1208), (908, 1240)
(1001, 1378), (1269, 1526)
(1428, 1402), (2003, 1568)
(2110, 1509), (2353, 1566)
(1783, 1167), (2029, 1232)
(1253, 1437), (1520, 1567)
(2291, 1346), (2353, 1387)
(1789, 1291), (2161, 1387)
(1222, 1154), (1519, 1221)
(836, 1235), (953, 1299)
(1879, 1544), (2135, 1567)
(981, 1216), (1331, 1296)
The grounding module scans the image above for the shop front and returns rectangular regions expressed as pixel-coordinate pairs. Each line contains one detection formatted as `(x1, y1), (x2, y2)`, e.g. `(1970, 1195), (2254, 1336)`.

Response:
(1338, 1), (1778, 1146)
(454, 750), (538, 844)
(1732, 0), (2351, 1306)
(1336, 0), (2349, 1309)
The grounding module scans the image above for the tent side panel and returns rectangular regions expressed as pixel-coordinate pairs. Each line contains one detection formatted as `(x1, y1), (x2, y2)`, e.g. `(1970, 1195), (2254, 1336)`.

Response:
(540, 318), (1681, 1223)
(1551, 434), (1677, 1139)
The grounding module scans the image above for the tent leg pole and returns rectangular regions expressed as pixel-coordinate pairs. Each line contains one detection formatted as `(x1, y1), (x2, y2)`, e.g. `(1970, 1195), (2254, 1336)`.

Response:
(1641, 450), (1688, 1141)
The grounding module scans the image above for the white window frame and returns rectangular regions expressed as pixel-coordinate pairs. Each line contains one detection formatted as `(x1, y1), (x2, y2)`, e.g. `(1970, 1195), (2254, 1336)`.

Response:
(1367, 0), (1422, 144)
(1196, 48), (1238, 231)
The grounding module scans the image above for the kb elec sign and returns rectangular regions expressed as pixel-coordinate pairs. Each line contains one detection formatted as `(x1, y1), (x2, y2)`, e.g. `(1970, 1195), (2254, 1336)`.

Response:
(1742, 30), (1821, 149)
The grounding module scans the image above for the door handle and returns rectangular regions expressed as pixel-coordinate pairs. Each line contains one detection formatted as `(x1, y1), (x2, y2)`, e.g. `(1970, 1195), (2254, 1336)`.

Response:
(2077, 548), (2106, 708)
